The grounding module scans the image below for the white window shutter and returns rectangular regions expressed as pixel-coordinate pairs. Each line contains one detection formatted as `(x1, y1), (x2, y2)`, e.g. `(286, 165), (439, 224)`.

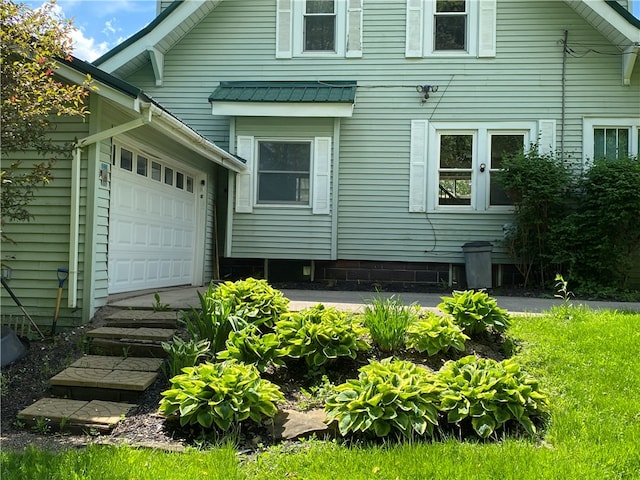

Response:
(313, 137), (332, 214)
(276, 0), (293, 59)
(478, 0), (497, 58)
(235, 136), (254, 213)
(346, 0), (363, 58)
(405, 0), (424, 58)
(409, 120), (428, 212)
(537, 120), (556, 155)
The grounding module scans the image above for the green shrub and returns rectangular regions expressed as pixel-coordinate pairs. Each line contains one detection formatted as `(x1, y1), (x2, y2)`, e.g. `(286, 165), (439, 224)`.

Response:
(297, 375), (336, 411)
(325, 358), (441, 438)
(181, 283), (246, 354)
(362, 294), (420, 352)
(161, 336), (211, 379)
(405, 313), (469, 356)
(217, 324), (283, 372)
(438, 290), (511, 336)
(275, 304), (370, 370)
(570, 157), (640, 289)
(495, 146), (574, 287)
(158, 360), (284, 431)
(209, 278), (290, 330)
(438, 355), (549, 438)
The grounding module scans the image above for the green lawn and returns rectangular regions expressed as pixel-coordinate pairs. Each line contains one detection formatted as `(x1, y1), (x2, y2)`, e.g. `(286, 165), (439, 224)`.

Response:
(3, 307), (639, 480)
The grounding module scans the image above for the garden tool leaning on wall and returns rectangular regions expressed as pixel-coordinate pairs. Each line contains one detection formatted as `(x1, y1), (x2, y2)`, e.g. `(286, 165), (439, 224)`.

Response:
(51, 268), (68, 336)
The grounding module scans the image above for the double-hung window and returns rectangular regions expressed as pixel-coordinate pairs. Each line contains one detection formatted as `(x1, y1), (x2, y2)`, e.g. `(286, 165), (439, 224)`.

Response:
(257, 141), (311, 205)
(303, 0), (336, 52)
(276, 0), (362, 58)
(406, 0), (496, 58)
(434, 0), (468, 51)
(583, 118), (640, 163)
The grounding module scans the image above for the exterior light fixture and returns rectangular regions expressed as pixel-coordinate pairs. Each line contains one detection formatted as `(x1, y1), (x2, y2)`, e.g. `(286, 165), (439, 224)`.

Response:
(416, 84), (438, 102)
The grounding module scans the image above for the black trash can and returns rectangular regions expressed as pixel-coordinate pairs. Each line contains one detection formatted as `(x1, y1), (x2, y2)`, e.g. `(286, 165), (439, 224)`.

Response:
(462, 241), (493, 289)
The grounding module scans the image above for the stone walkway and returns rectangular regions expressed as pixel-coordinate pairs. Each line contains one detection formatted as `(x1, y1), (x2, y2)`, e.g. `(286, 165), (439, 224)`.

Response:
(17, 310), (177, 433)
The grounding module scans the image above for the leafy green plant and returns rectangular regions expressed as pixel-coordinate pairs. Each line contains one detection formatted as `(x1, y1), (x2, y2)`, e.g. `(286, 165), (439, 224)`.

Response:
(362, 294), (419, 352)
(552, 274), (575, 320)
(209, 278), (290, 330)
(325, 358), (441, 438)
(161, 336), (211, 379)
(217, 324), (283, 373)
(158, 360), (284, 431)
(437, 355), (548, 438)
(405, 313), (469, 356)
(495, 146), (574, 287)
(275, 304), (370, 370)
(297, 375), (335, 412)
(152, 292), (170, 312)
(438, 290), (511, 336)
(181, 283), (246, 355)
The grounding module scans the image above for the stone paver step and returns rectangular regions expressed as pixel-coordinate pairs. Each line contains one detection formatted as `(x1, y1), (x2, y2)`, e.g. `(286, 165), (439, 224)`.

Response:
(104, 310), (179, 329)
(50, 367), (158, 391)
(87, 326), (175, 342)
(18, 398), (135, 433)
(90, 338), (167, 358)
(70, 355), (163, 372)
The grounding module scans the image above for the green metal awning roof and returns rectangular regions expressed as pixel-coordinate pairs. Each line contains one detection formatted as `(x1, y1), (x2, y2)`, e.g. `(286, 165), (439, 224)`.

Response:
(209, 81), (357, 103)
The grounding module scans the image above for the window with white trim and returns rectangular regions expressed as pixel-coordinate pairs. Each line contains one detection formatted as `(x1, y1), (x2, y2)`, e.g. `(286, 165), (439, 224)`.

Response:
(257, 141), (311, 204)
(235, 135), (332, 214)
(409, 121), (549, 212)
(276, 0), (362, 58)
(406, 0), (496, 58)
(583, 119), (640, 163)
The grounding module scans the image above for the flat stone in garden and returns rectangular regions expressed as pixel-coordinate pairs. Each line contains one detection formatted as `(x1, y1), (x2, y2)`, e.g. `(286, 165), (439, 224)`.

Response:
(272, 409), (331, 440)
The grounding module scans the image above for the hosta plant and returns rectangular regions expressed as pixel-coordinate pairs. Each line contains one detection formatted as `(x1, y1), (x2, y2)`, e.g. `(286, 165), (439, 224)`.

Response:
(275, 304), (370, 370)
(217, 324), (283, 372)
(158, 359), (284, 431)
(181, 282), (246, 354)
(437, 355), (549, 438)
(438, 290), (512, 336)
(161, 336), (211, 379)
(209, 278), (290, 329)
(405, 313), (469, 356)
(325, 358), (441, 438)
(362, 294), (420, 352)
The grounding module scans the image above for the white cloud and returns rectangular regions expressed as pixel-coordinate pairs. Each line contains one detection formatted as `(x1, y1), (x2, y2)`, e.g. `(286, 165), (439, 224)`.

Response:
(69, 27), (110, 62)
(102, 19), (117, 37)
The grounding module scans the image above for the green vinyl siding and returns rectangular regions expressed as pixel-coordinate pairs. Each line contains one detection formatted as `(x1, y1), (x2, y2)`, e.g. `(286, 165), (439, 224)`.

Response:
(120, 0), (639, 264)
(231, 117), (334, 259)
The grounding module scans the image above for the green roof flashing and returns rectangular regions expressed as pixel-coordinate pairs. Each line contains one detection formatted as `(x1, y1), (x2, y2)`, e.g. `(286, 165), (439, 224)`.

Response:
(209, 81), (357, 103)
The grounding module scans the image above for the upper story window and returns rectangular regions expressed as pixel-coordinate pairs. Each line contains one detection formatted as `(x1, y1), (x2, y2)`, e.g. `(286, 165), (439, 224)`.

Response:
(434, 0), (468, 51)
(304, 0), (336, 52)
(406, 0), (496, 58)
(276, 0), (362, 58)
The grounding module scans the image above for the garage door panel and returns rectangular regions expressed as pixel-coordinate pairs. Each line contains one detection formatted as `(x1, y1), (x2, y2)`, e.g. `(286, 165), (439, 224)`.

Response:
(109, 160), (198, 294)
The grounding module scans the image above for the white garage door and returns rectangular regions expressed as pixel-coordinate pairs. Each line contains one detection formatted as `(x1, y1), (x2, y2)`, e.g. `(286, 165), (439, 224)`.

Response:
(108, 145), (199, 294)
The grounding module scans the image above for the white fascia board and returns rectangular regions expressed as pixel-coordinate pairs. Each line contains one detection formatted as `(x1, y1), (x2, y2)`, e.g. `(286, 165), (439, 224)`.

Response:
(98, 0), (222, 73)
(567, 0), (640, 44)
(54, 63), (140, 112)
(211, 102), (355, 118)
(147, 104), (246, 173)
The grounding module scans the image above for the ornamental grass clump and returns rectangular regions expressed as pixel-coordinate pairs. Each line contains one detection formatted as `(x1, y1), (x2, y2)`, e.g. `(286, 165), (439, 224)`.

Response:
(209, 278), (290, 330)
(437, 355), (549, 438)
(438, 290), (511, 336)
(325, 358), (441, 439)
(405, 313), (469, 356)
(158, 359), (284, 431)
(275, 304), (370, 370)
(362, 294), (420, 352)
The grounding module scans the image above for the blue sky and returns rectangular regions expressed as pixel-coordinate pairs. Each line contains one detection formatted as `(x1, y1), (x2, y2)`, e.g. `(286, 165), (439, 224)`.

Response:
(25, 0), (640, 62)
